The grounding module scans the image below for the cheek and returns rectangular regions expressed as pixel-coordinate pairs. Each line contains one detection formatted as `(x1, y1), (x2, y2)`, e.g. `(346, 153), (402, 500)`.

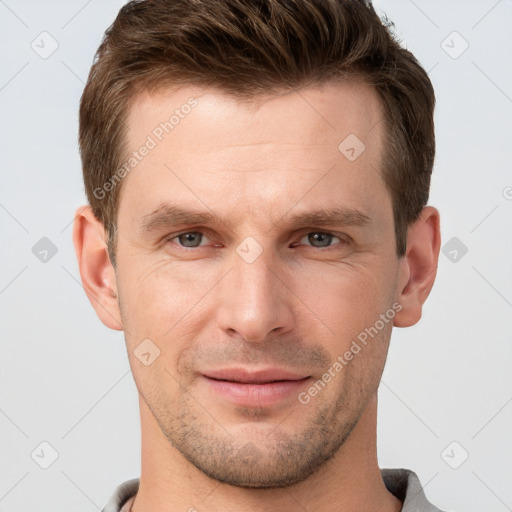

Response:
(290, 261), (395, 343)
(118, 265), (200, 398)
(118, 260), (220, 366)
(119, 260), (202, 319)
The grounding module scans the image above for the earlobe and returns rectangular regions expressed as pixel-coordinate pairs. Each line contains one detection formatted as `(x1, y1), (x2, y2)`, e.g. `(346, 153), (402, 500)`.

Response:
(72, 205), (123, 331)
(393, 206), (441, 328)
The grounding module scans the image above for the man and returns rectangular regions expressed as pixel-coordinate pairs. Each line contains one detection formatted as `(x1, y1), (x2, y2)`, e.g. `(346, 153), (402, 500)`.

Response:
(72, 0), (444, 510)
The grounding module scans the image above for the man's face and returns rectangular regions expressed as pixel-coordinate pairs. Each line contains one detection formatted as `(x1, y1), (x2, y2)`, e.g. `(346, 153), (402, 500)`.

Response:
(114, 81), (401, 488)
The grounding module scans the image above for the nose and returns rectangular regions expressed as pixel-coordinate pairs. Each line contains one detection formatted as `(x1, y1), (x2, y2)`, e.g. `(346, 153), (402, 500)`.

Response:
(215, 245), (295, 343)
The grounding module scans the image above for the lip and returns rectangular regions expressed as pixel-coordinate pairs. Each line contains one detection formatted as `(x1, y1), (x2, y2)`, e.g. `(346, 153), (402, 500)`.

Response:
(203, 367), (310, 383)
(201, 368), (311, 407)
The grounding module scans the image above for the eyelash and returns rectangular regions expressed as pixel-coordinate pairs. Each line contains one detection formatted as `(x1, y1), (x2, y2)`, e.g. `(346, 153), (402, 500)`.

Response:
(164, 230), (351, 250)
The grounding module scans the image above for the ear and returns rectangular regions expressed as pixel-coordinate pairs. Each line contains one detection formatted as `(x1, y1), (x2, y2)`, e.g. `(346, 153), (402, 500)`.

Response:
(72, 205), (123, 331)
(393, 206), (441, 328)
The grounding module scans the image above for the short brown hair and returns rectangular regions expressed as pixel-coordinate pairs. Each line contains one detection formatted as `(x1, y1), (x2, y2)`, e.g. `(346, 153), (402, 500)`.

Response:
(79, 0), (435, 267)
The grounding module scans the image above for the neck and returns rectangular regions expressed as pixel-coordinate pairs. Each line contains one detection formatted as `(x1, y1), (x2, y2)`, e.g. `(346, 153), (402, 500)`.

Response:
(131, 394), (402, 512)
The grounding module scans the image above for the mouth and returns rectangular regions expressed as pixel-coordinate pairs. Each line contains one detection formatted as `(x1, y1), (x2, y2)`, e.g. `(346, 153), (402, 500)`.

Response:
(203, 367), (310, 383)
(201, 368), (311, 407)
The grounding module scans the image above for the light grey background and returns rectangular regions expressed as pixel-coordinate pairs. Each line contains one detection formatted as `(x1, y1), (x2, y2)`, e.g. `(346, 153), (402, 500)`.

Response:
(1, 1), (511, 511)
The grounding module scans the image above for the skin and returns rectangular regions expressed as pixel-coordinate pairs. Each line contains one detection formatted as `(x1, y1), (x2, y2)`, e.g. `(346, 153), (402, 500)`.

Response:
(73, 80), (440, 512)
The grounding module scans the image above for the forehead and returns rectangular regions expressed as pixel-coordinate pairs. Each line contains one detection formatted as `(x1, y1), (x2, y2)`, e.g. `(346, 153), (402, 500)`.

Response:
(118, 80), (388, 226)
(125, 79), (384, 153)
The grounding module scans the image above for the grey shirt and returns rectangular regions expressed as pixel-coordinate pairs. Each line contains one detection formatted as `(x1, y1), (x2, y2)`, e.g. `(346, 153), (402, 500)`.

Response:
(102, 468), (447, 511)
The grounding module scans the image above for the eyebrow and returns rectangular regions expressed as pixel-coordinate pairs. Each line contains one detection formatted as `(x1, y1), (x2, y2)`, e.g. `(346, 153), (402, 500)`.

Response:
(285, 207), (371, 228)
(140, 204), (372, 233)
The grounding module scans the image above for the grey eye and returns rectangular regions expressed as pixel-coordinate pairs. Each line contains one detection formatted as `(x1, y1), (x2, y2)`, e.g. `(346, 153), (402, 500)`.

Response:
(301, 232), (339, 248)
(176, 232), (205, 247)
